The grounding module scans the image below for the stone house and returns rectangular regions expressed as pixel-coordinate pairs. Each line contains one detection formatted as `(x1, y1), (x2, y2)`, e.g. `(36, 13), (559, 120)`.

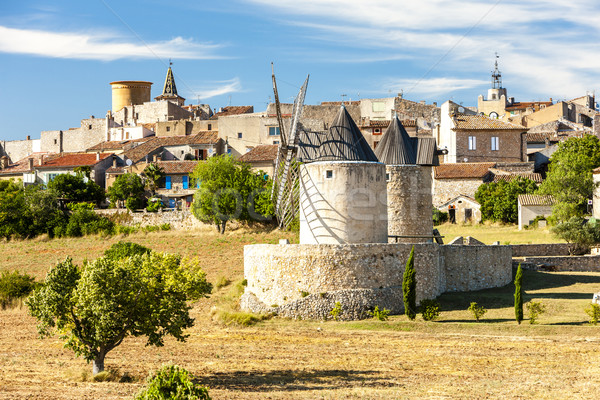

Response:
(0, 153), (48, 184)
(437, 105), (527, 164)
(238, 144), (279, 177)
(517, 194), (554, 230)
(154, 161), (199, 208)
(433, 162), (495, 206)
(519, 95), (598, 129)
(437, 195), (481, 224)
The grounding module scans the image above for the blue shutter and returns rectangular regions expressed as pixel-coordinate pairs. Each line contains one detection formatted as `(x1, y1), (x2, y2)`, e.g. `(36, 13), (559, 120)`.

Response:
(165, 176), (172, 189)
(182, 176), (189, 189)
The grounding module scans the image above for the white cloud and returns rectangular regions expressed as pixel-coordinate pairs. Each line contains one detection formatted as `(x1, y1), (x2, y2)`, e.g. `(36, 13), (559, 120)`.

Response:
(193, 78), (243, 100)
(0, 26), (224, 61)
(386, 77), (489, 98)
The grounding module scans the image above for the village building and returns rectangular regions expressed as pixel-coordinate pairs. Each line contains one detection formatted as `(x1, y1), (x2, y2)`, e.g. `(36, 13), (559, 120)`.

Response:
(437, 195), (481, 224)
(238, 144), (278, 177)
(517, 194), (554, 230)
(433, 162), (495, 206)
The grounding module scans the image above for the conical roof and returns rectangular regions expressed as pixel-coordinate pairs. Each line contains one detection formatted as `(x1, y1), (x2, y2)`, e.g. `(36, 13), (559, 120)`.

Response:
(315, 106), (379, 162)
(161, 67), (178, 96)
(374, 116), (417, 165)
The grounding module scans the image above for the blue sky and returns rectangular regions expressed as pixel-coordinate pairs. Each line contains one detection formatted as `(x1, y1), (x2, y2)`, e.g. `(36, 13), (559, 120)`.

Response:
(1, 0), (599, 141)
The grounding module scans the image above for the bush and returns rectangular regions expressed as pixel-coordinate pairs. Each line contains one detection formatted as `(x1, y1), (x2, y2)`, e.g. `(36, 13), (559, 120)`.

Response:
(103, 242), (151, 260)
(214, 276), (231, 289)
(526, 301), (546, 324)
(330, 302), (342, 321)
(126, 196), (146, 211)
(468, 302), (487, 322)
(0, 270), (37, 309)
(146, 198), (163, 213)
(160, 223), (171, 231)
(55, 204), (115, 238)
(586, 303), (600, 325)
(368, 305), (390, 321)
(420, 299), (441, 321)
(432, 208), (448, 226)
(134, 364), (211, 400)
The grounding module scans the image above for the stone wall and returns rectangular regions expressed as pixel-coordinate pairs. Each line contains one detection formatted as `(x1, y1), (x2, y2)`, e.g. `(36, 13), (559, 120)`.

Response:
(433, 178), (483, 206)
(519, 255), (600, 271)
(1, 138), (39, 163)
(241, 242), (512, 320)
(510, 243), (572, 257)
(394, 98), (440, 124)
(96, 209), (206, 230)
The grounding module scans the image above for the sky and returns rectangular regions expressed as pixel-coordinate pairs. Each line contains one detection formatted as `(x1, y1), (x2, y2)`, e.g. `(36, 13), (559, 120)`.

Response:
(1, 0), (600, 141)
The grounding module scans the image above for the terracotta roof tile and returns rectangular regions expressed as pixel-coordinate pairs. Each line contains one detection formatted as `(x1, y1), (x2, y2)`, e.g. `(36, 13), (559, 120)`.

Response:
(238, 145), (279, 163)
(210, 106), (254, 120)
(453, 115), (525, 130)
(0, 153), (54, 175)
(123, 133), (220, 163)
(87, 137), (152, 152)
(506, 101), (552, 111)
(518, 194), (554, 206)
(493, 173), (543, 184)
(37, 153), (113, 169)
(156, 161), (199, 174)
(434, 162), (496, 179)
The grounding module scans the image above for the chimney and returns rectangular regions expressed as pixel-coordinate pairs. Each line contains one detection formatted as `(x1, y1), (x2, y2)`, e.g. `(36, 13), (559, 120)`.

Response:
(39, 155), (44, 166)
(96, 152), (100, 161)
(26, 135), (30, 140)
(112, 156), (118, 168)
(0, 156), (8, 170)
(28, 157), (33, 171)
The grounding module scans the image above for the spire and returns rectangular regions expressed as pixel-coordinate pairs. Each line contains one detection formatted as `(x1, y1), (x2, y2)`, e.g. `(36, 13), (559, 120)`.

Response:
(315, 105), (379, 162)
(491, 52), (502, 89)
(155, 63), (185, 106)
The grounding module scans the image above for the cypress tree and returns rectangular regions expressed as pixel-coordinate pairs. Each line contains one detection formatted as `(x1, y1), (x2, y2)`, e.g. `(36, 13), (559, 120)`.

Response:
(514, 263), (523, 324)
(403, 246), (417, 320)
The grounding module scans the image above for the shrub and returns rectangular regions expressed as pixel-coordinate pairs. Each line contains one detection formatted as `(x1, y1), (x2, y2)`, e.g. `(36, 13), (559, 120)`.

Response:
(126, 196), (145, 211)
(368, 305), (390, 321)
(144, 225), (160, 233)
(420, 299), (441, 321)
(432, 208), (448, 225)
(468, 302), (487, 322)
(403, 246), (417, 320)
(0, 270), (37, 309)
(103, 241), (151, 260)
(134, 364), (211, 400)
(160, 223), (171, 231)
(526, 301), (546, 324)
(146, 198), (163, 213)
(514, 264), (523, 324)
(214, 276), (231, 289)
(330, 302), (342, 321)
(58, 205), (115, 238)
(300, 290), (309, 298)
(586, 303), (600, 325)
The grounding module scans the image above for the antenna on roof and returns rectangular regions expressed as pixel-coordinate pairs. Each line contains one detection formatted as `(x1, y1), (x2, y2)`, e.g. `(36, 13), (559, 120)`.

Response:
(341, 94), (347, 105)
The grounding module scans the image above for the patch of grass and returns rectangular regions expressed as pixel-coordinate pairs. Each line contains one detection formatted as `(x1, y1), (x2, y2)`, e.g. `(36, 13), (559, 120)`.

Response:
(215, 276), (232, 290)
(211, 309), (273, 326)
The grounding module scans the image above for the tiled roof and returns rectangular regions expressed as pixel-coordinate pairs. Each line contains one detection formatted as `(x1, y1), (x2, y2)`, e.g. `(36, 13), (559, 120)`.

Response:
(105, 167), (125, 174)
(123, 133), (220, 163)
(238, 144), (279, 163)
(87, 137), (152, 152)
(493, 173), (543, 184)
(210, 106), (254, 120)
(319, 101), (361, 106)
(37, 153), (113, 169)
(518, 194), (554, 206)
(434, 162), (496, 179)
(0, 153), (53, 175)
(156, 160), (199, 174)
(506, 101), (552, 111)
(452, 115), (525, 130)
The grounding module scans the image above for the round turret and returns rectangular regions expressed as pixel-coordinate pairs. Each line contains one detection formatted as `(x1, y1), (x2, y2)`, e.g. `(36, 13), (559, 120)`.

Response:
(110, 81), (152, 112)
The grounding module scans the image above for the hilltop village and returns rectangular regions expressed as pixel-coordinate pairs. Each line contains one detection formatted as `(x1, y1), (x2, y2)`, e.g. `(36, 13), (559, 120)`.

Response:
(0, 60), (598, 227)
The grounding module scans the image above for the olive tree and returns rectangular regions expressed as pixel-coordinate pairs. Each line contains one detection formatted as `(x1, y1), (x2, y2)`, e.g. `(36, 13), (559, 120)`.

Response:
(26, 250), (212, 374)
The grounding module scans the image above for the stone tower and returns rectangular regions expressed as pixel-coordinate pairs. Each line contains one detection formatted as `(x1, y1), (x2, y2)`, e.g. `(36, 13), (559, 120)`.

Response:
(374, 116), (438, 243)
(299, 105), (388, 244)
(154, 65), (185, 106)
(110, 81), (152, 112)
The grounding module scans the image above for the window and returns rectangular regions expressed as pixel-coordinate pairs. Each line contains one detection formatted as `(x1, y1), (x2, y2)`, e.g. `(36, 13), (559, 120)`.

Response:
(386, 173), (390, 181)
(237, 132), (243, 139)
(54, 139), (57, 145)
(325, 170), (333, 179)
(273, 140), (279, 145)
(208, 124), (212, 131)
(491, 136), (499, 151)
(182, 176), (189, 190)
(373, 128), (382, 135)
(46, 173), (59, 182)
(135, 113), (139, 119)
(268, 126), (280, 136)
(88, 124), (92, 130)
(468, 136), (476, 150)
(166, 126), (171, 132)
(165, 176), (172, 190)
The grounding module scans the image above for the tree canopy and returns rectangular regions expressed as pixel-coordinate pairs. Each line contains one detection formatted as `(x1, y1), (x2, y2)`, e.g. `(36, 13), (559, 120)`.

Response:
(47, 173), (105, 205)
(142, 163), (165, 196)
(107, 173), (146, 209)
(475, 177), (537, 223)
(26, 245), (212, 374)
(190, 155), (273, 233)
(537, 135), (600, 221)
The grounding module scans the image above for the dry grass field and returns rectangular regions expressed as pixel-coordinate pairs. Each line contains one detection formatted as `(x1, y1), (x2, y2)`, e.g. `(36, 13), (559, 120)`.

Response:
(1, 226), (600, 399)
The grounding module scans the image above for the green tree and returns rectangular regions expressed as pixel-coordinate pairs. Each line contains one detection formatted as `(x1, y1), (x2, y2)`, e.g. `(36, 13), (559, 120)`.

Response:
(0, 180), (29, 239)
(142, 163), (166, 196)
(190, 156), (273, 234)
(26, 252), (212, 374)
(537, 135), (600, 221)
(551, 216), (600, 254)
(47, 173), (105, 205)
(107, 173), (145, 209)
(514, 264), (523, 324)
(134, 364), (211, 400)
(403, 246), (417, 320)
(475, 177), (537, 223)
(23, 184), (67, 237)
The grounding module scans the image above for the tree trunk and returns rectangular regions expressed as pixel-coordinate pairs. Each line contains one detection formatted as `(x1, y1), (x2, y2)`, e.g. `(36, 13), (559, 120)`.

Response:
(92, 354), (105, 375)
(220, 221), (227, 234)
